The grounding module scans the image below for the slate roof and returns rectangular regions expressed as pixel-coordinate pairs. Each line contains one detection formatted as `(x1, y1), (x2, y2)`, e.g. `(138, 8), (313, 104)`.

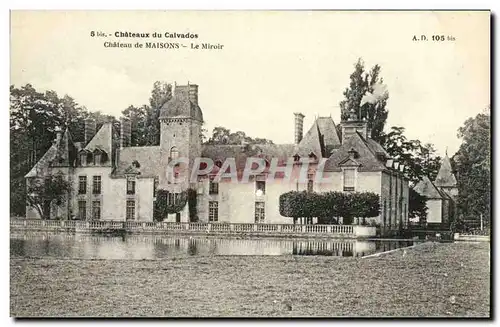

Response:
(84, 122), (114, 156)
(25, 128), (77, 177)
(297, 116), (341, 157)
(159, 85), (203, 122)
(113, 146), (161, 178)
(434, 154), (457, 187)
(414, 176), (445, 199)
(323, 131), (388, 172)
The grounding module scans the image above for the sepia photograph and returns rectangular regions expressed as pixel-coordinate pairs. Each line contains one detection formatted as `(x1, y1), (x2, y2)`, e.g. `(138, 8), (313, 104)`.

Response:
(9, 10), (491, 318)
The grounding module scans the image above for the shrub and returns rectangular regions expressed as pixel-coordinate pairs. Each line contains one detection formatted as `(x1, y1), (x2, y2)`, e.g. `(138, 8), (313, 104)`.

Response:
(153, 189), (188, 222)
(279, 191), (380, 225)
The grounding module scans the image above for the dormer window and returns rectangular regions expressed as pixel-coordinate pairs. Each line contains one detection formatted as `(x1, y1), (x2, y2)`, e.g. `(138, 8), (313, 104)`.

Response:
(348, 148), (358, 159)
(94, 152), (101, 165)
(80, 152), (87, 166)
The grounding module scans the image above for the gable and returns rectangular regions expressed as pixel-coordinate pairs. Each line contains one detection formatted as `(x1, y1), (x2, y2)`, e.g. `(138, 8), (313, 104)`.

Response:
(324, 132), (387, 172)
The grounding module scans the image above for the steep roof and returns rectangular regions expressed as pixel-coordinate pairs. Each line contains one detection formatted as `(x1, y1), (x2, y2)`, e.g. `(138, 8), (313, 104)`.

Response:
(113, 146), (161, 178)
(85, 122), (114, 155)
(25, 128), (77, 178)
(434, 154), (457, 187)
(159, 85), (203, 122)
(323, 131), (388, 172)
(298, 117), (341, 157)
(414, 176), (445, 199)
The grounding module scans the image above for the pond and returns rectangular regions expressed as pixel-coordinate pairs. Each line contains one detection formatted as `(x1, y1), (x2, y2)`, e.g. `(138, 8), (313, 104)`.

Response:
(10, 232), (418, 259)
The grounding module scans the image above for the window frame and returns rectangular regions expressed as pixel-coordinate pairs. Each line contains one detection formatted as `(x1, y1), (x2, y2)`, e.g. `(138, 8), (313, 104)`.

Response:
(78, 200), (87, 220)
(208, 201), (219, 222)
(78, 176), (87, 194)
(91, 200), (101, 220)
(255, 180), (266, 195)
(126, 176), (136, 195)
(342, 168), (356, 192)
(126, 200), (135, 220)
(209, 180), (219, 195)
(254, 201), (265, 223)
(92, 176), (102, 195)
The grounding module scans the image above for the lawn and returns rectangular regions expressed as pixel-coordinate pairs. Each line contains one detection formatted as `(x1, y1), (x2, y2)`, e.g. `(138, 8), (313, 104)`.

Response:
(10, 241), (490, 317)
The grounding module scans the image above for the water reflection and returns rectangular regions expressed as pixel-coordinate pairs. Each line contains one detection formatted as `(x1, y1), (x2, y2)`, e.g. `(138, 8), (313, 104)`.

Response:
(10, 232), (417, 259)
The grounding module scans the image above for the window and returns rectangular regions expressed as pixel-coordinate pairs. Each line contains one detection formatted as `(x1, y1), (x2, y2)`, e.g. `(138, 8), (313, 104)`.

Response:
(153, 177), (159, 197)
(127, 177), (136, 195)
(78, 200), (87, 220)
(78, 176), (87, 194)
(92, 176), (101, 194)
(255, 180), (266, 196)
(92, 200), (101, 220)
(209, 201), (218, 222)
(307, 173), (314, 192)
(94, 153), (101, 165)
(209, 180), (219, 194)
(167, 192), (180, 205)
(80, 153), (87, 166)
(126, 200), (135, 220)
(170, 146), (179, 160)
(255, 202), (265, 223)
(343, 168), (356, 192)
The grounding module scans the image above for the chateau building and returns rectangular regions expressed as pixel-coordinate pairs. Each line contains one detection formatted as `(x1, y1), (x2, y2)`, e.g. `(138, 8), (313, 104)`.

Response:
(414, 154), (458, 227)
(25, 83), (410, 231)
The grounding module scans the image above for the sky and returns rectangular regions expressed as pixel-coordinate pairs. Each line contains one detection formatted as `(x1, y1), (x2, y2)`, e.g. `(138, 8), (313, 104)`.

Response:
(10, 11), (490, 157)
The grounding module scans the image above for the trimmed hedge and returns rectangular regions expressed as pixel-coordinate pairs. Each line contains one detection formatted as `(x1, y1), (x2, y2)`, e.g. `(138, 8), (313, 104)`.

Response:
(279, 191), (380, 225)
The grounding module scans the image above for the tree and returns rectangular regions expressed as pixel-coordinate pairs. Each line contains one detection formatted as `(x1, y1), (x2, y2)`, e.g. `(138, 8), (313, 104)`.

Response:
(26, 173), (72, 219)
(409, 187), (428, 224)
(153, 189), (188, 222)
(206, 126), (274, 145)
(339, 58), (389, 143)
(453, 110), (490, 227)
(382, 126), (442, 184)
(146, 81), (172, 145)
(121, 105), (149, 146)
(10, 84), (64, 216)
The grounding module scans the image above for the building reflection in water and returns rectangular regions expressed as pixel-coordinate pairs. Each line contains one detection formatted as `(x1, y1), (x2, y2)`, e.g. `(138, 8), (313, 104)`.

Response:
(10, 232), (415, 260)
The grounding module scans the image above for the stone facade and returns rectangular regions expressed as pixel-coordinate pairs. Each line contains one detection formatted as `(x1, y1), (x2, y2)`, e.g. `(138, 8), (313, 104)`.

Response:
(25, 82), (410, 232)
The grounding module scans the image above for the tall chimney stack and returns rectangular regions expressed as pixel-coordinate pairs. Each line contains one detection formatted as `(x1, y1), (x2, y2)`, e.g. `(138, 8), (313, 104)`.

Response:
(188, 83), (198, 105)
(120, 117), (132, 148)
(84, 118), (96, 145)
(294, 113), (305, 144)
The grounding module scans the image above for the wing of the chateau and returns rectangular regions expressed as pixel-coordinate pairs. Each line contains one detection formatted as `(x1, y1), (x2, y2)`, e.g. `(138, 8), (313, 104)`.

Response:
(25, 83), (418, 234)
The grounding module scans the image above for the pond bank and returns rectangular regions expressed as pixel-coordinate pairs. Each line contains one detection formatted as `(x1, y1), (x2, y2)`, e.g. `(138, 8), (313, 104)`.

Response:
(10, 241), (490, 317)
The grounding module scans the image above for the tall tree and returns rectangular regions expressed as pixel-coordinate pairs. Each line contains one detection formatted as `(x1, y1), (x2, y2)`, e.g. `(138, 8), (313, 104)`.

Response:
(339, 58), (389, 143)
(122, 105), (149, 146)
(453, 110), (490, 227)
(146, 81), (172, 145)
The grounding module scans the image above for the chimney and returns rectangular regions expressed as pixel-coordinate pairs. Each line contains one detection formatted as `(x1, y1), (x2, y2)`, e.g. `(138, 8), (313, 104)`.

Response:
(294, 112), (305, 144)
(341, 108), (368, 143)
(84, 118), (96, 145)
(120, 117), (131, 148)
(188, 83), (198, 105)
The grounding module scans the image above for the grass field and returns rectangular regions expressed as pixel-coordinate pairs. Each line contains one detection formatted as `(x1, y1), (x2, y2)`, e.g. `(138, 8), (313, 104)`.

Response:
(10, 241), (490, 317)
